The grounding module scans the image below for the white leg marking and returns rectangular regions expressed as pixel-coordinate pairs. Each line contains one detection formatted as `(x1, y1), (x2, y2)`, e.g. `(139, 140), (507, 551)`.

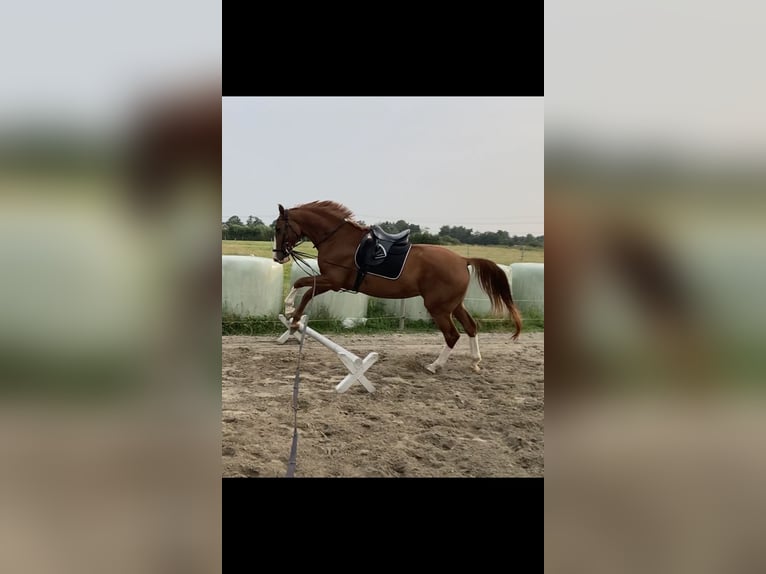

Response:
(469, 336), (481, 361)
(284, 287), (297, 316)
(469, 336), (482, 372)
(426, 344), (453, 373)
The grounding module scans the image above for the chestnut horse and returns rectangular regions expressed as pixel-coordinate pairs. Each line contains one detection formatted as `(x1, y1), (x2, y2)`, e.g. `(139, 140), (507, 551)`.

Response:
(272, 201), (522, 373)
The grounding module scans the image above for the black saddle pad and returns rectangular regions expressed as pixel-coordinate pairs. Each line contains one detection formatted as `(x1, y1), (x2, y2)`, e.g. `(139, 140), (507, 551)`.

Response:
(354, 235), (412, 280)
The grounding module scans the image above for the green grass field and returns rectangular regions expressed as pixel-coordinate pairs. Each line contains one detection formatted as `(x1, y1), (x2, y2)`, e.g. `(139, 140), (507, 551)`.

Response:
(222, 240), (544, 334)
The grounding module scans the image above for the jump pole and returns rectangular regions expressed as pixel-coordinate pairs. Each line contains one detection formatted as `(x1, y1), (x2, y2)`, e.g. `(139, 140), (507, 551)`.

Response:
(277, 314), (378, 393)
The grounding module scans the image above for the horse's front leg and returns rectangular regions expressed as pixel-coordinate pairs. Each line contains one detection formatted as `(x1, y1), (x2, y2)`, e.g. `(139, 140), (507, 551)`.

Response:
(284, 287), (299, 318)
(286, 275), (335, 326)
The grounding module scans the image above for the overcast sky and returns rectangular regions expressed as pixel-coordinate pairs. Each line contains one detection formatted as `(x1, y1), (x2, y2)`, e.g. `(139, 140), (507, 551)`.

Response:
(223, 97), (544, 235)
(545, 0), (766, 163)
(0, 0), (221, 130)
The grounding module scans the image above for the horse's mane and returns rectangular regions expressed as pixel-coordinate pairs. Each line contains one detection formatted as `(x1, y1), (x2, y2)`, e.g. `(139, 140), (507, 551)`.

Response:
(293, 201), (368, 229)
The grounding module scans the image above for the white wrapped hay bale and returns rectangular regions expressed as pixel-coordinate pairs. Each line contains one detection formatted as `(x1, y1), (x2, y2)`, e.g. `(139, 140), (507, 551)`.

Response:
(510, 262), (544, 316)
(378, 296), (432, 322)
(222, 256), (283, 317)
(289, 259), (369, 323)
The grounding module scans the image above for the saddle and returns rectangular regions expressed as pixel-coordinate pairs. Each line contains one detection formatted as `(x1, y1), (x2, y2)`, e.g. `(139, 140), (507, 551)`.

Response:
(351, 226), (413, 291)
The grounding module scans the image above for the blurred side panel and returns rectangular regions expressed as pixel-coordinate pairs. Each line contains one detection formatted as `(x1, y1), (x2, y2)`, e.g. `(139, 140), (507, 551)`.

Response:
(545, 1), (766, 572)
(0, 1), (221, 572)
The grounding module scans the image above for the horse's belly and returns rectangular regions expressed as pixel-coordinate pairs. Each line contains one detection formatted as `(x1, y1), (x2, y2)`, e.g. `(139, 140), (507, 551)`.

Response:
(359, 274), (420, 299)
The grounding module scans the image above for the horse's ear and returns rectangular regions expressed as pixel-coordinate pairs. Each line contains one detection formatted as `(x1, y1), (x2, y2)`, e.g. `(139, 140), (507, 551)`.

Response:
(278, 204), (285, 216)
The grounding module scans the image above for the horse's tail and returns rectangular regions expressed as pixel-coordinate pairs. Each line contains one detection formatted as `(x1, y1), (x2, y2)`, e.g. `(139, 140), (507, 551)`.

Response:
(467, 258), (523, 340)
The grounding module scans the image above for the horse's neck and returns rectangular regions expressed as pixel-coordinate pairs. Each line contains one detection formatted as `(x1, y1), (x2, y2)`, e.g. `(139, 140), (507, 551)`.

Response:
(294, 210), (339, 244)
(295, 210), (362, 250)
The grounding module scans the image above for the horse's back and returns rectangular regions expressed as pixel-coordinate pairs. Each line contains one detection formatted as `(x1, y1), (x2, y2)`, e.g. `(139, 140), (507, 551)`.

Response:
(409, 244), (467, 265)
(406, 244), (470, 286)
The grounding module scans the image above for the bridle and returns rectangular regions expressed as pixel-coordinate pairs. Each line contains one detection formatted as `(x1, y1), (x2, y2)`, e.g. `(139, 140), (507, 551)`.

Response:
(273, 209), (303, 260)
(273, 208), (350, 259)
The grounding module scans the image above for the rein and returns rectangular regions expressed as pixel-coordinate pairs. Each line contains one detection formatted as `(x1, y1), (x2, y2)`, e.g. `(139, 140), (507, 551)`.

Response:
(278, 211), (359, 277)
(288, 245), (319, 276)
(312, 218), (349, 248)
(275, 210), (349, 264)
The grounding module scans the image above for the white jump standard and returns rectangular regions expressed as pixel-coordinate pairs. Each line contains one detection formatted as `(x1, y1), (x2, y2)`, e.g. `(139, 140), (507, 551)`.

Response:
(276, 314), (378, 393)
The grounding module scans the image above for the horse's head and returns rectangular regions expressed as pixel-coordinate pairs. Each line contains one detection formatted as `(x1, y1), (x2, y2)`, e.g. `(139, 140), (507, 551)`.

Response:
(272, 204), (303, 264)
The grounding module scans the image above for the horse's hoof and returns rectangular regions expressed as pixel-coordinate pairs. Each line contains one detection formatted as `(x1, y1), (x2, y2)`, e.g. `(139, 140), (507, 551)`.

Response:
(425, 363), (439, 374)
(473, 364), (482, 373)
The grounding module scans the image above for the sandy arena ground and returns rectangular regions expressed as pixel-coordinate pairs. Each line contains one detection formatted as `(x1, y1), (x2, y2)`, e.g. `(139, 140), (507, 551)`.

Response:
(222, 331), (543, 477)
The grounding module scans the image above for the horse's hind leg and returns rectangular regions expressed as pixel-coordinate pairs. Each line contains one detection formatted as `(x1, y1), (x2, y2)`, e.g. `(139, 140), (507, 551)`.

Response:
(453, 304), (482, 372)
(425, 309), (461, 374)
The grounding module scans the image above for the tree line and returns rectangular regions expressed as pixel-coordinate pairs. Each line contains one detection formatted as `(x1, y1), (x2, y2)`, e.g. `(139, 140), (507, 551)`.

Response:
(222, 215), (543, 247)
